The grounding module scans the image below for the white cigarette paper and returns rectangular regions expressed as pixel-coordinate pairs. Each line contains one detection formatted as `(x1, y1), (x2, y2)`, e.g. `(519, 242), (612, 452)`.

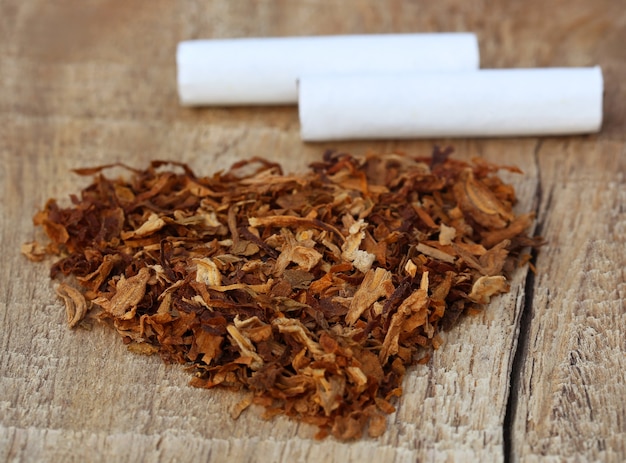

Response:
(299, 67), (603, 141)
(177, 34), (479, 106)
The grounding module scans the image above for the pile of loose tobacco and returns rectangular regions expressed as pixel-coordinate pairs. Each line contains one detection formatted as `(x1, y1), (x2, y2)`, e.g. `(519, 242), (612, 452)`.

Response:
(23, 148), (540, 440)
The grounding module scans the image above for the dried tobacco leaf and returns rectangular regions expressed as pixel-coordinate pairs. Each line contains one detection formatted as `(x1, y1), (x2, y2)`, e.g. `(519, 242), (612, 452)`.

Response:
(56, 283), (89, 328)
(24, 148), (542, 440)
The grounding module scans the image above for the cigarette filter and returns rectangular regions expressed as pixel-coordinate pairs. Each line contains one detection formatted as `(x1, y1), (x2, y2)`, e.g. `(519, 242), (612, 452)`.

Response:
(177, 33), (479, 106)
(299, 67), (603, 141)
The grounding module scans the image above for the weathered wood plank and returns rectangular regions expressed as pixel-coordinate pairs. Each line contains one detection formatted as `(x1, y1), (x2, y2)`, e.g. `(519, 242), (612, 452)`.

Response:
(510, 140), (626, 462)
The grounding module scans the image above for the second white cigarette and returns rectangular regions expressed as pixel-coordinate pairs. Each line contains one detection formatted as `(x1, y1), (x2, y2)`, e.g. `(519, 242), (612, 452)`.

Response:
(299, 67), (603, 141)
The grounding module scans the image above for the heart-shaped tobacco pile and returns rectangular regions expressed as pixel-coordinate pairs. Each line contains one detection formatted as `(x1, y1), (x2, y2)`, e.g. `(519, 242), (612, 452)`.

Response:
(23, 148), (541, 440)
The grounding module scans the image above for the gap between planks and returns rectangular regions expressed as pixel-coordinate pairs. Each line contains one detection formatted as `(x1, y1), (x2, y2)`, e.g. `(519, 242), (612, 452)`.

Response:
(503, 139), (545, 463)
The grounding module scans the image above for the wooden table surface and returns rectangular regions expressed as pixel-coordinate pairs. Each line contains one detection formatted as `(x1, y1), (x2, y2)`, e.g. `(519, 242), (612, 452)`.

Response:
(1, 1), (624, 462)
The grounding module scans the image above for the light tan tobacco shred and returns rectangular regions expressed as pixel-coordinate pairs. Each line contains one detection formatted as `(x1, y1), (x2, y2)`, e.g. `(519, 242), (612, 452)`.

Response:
(56, 283), (89, 328)
(345, 267), (394, 325)
(24, 148), (541, 440)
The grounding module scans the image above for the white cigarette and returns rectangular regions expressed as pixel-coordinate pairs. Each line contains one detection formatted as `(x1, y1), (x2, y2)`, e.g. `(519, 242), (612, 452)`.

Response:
(177, 34), (479, 106)
(299, 67), (604, 141)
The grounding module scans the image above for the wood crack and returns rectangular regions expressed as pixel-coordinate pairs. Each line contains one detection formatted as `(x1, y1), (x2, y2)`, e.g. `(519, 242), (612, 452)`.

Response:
(503, 140), (544, 463)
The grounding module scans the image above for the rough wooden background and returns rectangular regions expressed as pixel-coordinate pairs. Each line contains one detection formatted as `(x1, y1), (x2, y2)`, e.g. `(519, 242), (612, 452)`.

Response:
(1, 1), (624, 462)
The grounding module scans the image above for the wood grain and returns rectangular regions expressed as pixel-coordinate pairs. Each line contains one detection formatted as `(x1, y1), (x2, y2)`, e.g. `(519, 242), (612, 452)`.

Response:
(1, 1), (624, 462)
(510, 140), (626, 462)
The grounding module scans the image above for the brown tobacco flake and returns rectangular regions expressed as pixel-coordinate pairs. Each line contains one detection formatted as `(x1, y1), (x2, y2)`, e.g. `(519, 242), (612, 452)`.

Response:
(455, 169), (514, 229)
(94, 267), (152, 319)
(56, 283), (89, 328)
(380, 272), (429, 364)
(25, 148), (541, 440)
(468, 275), (510, 304)
(345, 267), (394, 325)
(21, 241), (49, 262)
(120, 213), (166, 239)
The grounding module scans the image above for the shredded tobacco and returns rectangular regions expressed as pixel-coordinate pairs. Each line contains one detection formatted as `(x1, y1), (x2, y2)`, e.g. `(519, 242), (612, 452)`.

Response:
(24, 148), (541, 440)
